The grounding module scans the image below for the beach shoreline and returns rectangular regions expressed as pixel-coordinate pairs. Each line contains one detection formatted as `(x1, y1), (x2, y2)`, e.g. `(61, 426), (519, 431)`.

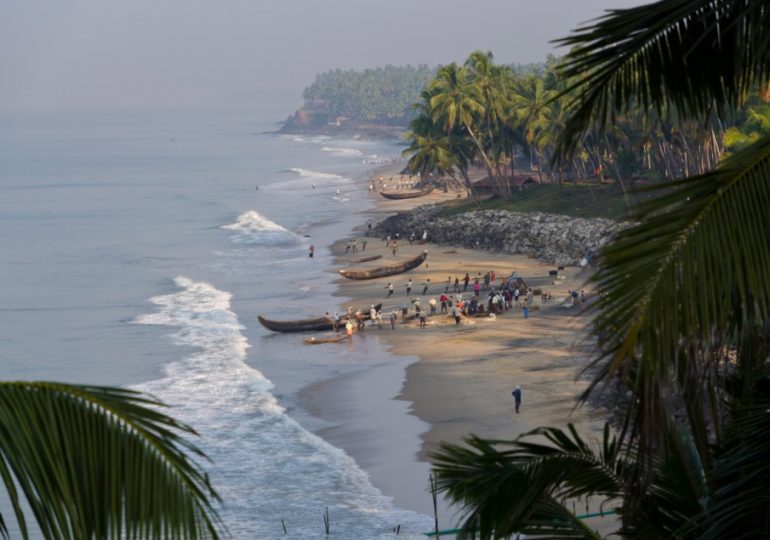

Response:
(295, 165), (609, 528)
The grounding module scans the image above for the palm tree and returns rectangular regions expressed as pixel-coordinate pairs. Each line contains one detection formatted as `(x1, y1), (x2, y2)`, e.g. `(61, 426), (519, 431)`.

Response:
(429, 64), (498, 190)
(431, 1), (770, 537)
(506, 75), (556, 183)
(402, 90), (480, 201)
(0, 382), (221, 539)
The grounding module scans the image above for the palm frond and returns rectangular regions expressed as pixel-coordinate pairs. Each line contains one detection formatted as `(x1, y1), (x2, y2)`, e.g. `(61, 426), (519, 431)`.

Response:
(553, 0), (770, 159)
(0, 382), (222, 539)
(701, 400), (770, 539)
(584, 134), (770, 447)
(430, 425), (628, 539)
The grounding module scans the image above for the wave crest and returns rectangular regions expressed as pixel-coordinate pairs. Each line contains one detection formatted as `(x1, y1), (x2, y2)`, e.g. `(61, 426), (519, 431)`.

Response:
(221, 211), (298, 245)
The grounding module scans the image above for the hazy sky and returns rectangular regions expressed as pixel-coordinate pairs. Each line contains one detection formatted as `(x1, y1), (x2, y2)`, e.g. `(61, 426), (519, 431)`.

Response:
(1, 0), (648, 111)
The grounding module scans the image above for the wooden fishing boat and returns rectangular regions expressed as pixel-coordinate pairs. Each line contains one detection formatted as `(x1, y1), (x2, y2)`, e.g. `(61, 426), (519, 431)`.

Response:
(258, 303), (382, 333)
(304, 335), (349, 344)
(349, 254), (383, 263)
(379, 186), (434, 200)
(338, 250), (428, 280)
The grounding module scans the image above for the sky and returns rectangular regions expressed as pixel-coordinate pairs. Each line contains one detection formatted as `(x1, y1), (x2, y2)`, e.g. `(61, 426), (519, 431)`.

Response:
(1, 0), (648, 111)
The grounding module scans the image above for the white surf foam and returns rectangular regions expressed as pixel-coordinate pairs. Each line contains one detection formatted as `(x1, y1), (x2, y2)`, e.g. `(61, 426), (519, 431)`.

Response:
(133, 277), (431, 538)
(262, 168), (351, 191)
(289, 167), (345, 181)
(321, 146), (363, 157)
(221, 211), (299, 245)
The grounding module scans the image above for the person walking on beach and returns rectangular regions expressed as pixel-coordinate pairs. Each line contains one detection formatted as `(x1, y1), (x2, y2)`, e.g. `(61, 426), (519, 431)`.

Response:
(454, 277), (460, 293)
(391, 239), (399, 257)
(361, 239), (367, 251)
(351, 239), (357, 253)
(463, 273), (470, 291)
(445, 276), (451, 293)
(422, 279), (430, 295)
(428, 297), (437, 316)
(386, 283), (394, 298)
(405, 279), (412, 296)
(512, 385), (522, 413)
(390, 310), (397, 329)
(308, 245), (314, 258)
(386, 234), (391, 247)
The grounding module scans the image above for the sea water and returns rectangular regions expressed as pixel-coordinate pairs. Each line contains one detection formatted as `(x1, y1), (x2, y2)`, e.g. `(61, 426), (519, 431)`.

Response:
(0, 107), (432, 538)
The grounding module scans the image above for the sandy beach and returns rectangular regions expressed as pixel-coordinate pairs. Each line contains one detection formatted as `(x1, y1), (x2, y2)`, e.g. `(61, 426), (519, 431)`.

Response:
(297, 167), (609, 526)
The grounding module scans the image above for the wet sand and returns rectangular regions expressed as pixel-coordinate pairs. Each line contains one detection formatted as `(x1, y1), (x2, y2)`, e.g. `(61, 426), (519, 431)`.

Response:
(297, 168), (608, 527)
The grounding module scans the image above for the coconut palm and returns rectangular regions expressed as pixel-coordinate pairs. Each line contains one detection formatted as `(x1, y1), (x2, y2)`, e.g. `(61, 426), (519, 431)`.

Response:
(0, 382), (221, 539)
(429, 64), (498, 188)
(431, 1), (770, 537)
(402, 90), (479, 201)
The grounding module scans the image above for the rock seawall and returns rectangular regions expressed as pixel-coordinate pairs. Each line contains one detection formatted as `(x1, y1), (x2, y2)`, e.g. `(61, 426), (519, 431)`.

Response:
(372, 207), (629, 266)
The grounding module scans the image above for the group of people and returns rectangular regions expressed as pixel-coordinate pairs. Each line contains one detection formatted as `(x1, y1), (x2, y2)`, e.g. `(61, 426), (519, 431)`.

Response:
(344, 238), (368, 253)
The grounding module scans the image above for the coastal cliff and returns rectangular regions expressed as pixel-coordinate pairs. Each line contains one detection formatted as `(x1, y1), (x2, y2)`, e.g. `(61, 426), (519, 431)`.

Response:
(371, 206), (629, 266)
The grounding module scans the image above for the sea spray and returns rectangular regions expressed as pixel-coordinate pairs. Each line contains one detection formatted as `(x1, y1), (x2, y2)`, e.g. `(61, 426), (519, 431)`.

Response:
(221, 211), (301, 246)
(134, 277), (431, 538)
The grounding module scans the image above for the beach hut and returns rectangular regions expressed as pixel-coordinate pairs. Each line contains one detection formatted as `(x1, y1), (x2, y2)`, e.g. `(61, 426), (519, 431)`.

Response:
(472, 175), (538, 195)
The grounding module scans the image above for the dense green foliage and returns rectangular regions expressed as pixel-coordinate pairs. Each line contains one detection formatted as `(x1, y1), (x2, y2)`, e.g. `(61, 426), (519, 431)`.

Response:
(299, 61), (549, 124)
(431, 1), (770, 538)
(403, 51), (732, 202)
(301, 65), (436, 122)
(0, 382), (222, 539)
(436, 183), (629, 220)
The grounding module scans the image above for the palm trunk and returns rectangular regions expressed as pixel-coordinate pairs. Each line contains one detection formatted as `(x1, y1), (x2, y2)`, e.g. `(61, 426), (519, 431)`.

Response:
(464, 122), (498, 195)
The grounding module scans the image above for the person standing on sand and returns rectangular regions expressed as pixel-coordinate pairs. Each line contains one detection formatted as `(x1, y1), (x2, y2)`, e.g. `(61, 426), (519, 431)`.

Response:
(391, 238), (398, 257)
(453, 305), (462, 325)
(386, 234), (391, 247)
(308, 245), (314, 258)
(351, 239), (357, 253)
(361, 239), (367, 251)
(345, 320), (355, 340)
(405, 279), (412, 296)
(386, 283), (394, 298)
(422, 279), (430, 295)
(440, 293), (448, 313)
(370, 305), (377, 327)
(463, 273), (470, 291)
(512, 385), (522, 413)
(445, 276), (451, 293)
(390, 310), (397, 329)
(428, 297), (437, 316)
(454, 277), (460, 293)
(523, 304), (529, 319)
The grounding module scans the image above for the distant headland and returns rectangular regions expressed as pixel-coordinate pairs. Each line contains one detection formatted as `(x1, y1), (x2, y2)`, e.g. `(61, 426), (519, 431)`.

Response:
(279, 64), (435, 138)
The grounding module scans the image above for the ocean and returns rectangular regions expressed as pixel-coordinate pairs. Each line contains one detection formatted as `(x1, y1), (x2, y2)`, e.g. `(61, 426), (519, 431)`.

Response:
(0, 106), (433, 538)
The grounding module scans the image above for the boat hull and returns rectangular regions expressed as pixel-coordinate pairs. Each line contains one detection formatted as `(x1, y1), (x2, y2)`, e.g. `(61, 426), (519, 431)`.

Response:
(258, 303), (382, 333)
(338, 250), (428, 280)
(303, 335), (349, 344)
(379, 186), (433, 200)
(349, 254), (383, 263)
